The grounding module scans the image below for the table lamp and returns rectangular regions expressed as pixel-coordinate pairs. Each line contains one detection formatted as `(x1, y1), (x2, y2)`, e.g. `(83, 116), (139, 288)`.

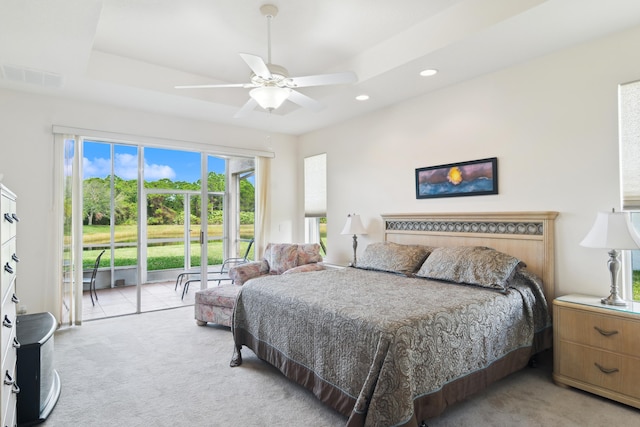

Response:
(580, 209), (640, 306)
(341, 214), (367, 266)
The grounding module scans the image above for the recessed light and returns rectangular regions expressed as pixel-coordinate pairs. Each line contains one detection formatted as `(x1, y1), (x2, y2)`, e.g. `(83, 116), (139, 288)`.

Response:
(419, 69), (438, 77)
(355, 94), (370, 101)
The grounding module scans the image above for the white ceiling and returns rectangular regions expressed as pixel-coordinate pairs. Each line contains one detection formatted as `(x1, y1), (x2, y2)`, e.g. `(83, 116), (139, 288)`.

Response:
(2, 0), (640, 135)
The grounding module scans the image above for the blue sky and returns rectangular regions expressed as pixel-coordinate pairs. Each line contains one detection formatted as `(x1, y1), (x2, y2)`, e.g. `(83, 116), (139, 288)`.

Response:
(83, 141), (226, 183)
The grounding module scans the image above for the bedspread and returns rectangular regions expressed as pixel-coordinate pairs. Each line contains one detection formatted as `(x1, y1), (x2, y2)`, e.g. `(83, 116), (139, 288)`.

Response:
(232, 267), (551, 427)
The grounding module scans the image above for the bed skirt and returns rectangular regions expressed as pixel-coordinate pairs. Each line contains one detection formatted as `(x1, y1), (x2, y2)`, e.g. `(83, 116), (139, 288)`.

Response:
(233, 326), (552, 427)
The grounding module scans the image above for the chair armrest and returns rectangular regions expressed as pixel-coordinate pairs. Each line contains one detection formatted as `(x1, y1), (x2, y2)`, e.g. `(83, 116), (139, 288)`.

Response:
(220, 257), (249, 273)
(229, 260), (269, 286)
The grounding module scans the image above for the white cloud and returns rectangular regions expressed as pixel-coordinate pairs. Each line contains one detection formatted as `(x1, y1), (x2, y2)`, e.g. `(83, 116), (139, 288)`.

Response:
(83, 156), (111, 178)
(144, 162), (176, 181)
(83, 153), (176, 181)
(113, 153), (138, 180)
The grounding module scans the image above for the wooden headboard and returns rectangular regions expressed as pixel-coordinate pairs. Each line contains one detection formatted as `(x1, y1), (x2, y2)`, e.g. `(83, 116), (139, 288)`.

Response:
(382, 212), (558, 306)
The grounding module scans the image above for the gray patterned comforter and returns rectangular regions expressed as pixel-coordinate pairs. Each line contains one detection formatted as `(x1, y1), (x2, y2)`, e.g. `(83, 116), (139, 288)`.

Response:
(232, 267), (551, 427)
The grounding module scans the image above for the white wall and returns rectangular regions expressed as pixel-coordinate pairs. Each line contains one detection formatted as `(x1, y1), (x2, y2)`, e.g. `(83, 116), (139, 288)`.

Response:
(0, 89), (297, 315)
(298, 24), (640, 299)
(4, 23), (640, 316)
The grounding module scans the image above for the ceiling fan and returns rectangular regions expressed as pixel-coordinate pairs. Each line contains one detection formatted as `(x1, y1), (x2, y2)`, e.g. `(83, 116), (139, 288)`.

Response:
(174, 4), (357, 118)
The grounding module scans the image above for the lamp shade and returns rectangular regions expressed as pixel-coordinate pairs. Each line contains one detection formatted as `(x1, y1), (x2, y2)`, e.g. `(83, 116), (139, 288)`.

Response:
(341, 214), (367, 235)
(580, 210), (640, 249)
(249, 86), (291, 111)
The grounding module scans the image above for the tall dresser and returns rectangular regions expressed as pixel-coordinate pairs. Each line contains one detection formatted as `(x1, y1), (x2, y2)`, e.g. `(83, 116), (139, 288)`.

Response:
(1, 184), (20, 427)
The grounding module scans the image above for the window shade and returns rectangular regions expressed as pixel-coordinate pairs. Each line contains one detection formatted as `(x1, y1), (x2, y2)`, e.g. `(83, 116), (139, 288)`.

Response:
(304, 153), (326, 218)
(620, 80), (640, 210)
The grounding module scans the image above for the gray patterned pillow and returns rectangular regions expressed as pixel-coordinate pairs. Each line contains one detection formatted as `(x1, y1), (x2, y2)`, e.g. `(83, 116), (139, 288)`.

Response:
(356, 242), (433, 275)
(415, 246), (524, 291)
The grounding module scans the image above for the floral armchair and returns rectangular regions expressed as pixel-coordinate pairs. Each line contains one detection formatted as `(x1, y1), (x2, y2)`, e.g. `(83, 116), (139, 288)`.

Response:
(229, 243), (325, 286)
(195, 242), (324, 327)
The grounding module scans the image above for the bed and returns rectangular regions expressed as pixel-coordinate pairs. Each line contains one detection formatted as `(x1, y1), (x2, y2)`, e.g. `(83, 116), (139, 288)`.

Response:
(231, 212), (558, 426)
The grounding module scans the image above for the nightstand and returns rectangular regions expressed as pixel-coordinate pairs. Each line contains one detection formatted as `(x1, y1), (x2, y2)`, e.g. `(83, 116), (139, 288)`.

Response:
(553, 294), (640, 409)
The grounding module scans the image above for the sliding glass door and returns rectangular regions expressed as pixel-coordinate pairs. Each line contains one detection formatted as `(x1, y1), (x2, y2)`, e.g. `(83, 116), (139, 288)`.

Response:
(60, 137), (256, 321)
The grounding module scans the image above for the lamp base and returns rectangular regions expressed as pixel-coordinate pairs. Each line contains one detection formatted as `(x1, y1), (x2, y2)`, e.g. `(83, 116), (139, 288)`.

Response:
(601, 294), (627, 306)
(601, 249), (628, 307)
(351, 234), (358, 267)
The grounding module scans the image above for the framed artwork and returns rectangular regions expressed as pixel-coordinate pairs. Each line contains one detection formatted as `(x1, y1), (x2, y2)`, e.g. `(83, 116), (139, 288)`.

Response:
(415, 157), (498, 199)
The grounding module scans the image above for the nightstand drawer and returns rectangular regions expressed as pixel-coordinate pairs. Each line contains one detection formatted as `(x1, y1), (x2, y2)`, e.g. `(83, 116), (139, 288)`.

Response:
(557, 341), (640, 399)
(556, 305), (640, 356)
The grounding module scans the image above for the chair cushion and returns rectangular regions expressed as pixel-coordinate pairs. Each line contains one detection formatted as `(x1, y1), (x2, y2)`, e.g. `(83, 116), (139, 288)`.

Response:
(296, 243), (323, 265)
(266, 243), (299, 274)
(195, 285), (242, 309)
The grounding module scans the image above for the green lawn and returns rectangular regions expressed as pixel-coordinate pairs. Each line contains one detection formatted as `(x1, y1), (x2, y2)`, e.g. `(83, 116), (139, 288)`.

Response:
(83, 241), (250, 270)
(82, 224), (254, 270)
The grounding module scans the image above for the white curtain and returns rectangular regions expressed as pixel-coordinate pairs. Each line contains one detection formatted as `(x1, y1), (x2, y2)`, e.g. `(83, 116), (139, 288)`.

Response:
(53, 132), (83, 326)
(255, 156), (271, 258)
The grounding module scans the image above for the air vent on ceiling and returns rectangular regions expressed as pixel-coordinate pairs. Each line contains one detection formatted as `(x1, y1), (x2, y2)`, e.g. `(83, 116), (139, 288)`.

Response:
(1, 64), (63, 89)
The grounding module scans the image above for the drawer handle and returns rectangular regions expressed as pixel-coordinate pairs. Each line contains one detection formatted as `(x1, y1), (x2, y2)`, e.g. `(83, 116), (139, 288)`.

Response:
(11, 293), (19, 304)
(595, 362), (619, 374)
(3, 213), (13, 224)
(2, 315), (12, 328)
(11, 213), (19, 222)
(11, 382), (20, 394)
(12, 337), (20, 349)
(11, 253), (19, 263)
(4, 371), (14, 386)
(594, 326), (619, 337)
(4, 262), (13, 274)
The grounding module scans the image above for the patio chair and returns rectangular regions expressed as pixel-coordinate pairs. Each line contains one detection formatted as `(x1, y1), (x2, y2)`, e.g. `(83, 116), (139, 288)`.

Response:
(83, 250), (105, 306)
(178, 238), (254, 299)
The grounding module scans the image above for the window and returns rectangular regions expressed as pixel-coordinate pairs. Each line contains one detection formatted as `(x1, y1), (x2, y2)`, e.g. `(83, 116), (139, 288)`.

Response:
(619, 79), (640, 301)
(629, 215), (640, 301)
(65, 138), (256, 320)
(304, 153), (327, 255)
(228, 157), (256, 259)
(55, 126), (270, 324)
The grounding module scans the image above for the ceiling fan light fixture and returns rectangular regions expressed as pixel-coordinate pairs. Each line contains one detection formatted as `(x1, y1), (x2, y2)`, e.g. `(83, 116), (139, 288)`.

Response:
(250, 86), (291, 111)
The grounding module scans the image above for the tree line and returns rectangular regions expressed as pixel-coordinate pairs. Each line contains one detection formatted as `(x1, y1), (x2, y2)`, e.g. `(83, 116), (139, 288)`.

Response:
(83, 172), (254, 226)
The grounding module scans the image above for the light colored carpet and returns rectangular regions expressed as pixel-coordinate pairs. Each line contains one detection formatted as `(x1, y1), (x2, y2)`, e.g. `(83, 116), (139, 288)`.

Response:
(42, 306), (639, 427)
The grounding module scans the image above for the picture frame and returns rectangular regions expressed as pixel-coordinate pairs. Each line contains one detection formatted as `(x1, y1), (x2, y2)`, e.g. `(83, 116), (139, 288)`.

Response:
(415, 157), (498, 199)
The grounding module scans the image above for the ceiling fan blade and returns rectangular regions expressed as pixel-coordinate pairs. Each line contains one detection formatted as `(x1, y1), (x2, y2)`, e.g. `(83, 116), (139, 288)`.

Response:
(287, 90), (324, 112)
(239, 53), (272, 79)
(287, 71), (357, 88)
(174, 83), (250, 89)
(233, 98), (259, 119)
